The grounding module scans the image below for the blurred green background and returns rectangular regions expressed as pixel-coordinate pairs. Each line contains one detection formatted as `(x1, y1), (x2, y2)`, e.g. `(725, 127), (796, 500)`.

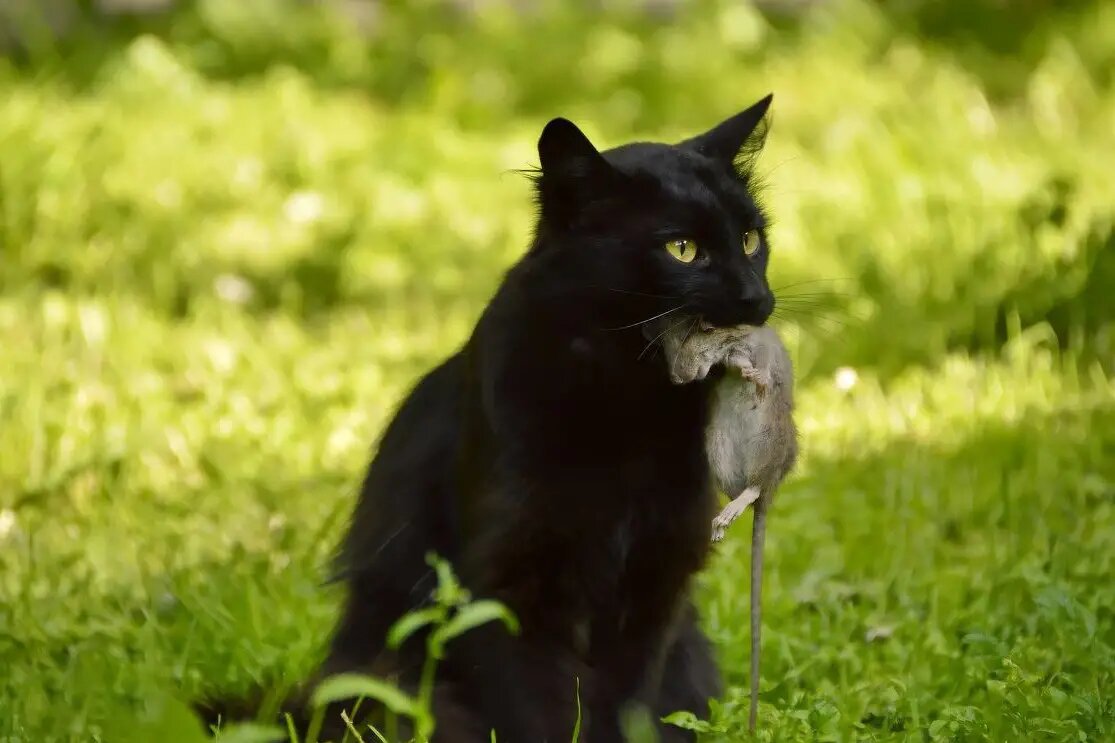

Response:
(0, 1), (1113, 741)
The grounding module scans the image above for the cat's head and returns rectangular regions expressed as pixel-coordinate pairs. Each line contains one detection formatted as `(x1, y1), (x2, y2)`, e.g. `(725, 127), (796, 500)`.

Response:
(532, 95), (775, 329)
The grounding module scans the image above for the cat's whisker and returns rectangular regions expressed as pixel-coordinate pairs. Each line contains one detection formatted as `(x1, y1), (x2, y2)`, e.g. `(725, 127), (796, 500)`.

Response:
(771, 301), (847, 312)
(773, 277), (854, 292)
(776, 299), (849, 308)
(589, 285), (681, 300)
(638, 316), (693, 361)
(775, 292), (851, 303)
(772, 310), (852, 330)
(776, 287), (853, 296)
(775, 295), (850, 308)
(775, 301), (846, 313)
(774, 304), (833, 315)
(670, 318), (700, 369)
(603, 304), (687, 331)
(776, 295), (844, 304)
(776, 276), (851, 287)
(757, 155), (801, 180)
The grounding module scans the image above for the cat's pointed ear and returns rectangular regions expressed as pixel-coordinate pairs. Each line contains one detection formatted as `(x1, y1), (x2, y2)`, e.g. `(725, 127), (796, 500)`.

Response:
(535, 118), (622, 226)
(538, 117), (614, 182)
(683, 94), (773, 165)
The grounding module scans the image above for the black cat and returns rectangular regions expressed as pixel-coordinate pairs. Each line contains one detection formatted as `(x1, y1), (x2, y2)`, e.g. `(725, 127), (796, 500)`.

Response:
(202, 95), (777, 742)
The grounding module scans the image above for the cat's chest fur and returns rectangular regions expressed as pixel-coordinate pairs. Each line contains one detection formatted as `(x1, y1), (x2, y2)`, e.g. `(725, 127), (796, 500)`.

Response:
(457, 288), (717, 607)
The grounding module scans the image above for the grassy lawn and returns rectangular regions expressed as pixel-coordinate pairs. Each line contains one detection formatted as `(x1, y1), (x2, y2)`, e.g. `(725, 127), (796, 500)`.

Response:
(1, 1), (1113, 740)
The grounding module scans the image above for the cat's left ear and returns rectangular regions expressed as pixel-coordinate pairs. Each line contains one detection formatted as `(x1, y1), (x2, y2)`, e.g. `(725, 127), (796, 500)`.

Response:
(535, 118), (622, 225)
(683, 93), (773, 165)
(538, 118), (615, 183)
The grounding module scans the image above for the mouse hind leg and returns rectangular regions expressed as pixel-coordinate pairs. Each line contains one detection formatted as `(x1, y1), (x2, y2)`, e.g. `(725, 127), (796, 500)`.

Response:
(711, 486), (760, 542)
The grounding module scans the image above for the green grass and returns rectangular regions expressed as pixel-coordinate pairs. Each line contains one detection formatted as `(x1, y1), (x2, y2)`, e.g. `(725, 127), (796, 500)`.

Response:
(1, 1), (1113, 740)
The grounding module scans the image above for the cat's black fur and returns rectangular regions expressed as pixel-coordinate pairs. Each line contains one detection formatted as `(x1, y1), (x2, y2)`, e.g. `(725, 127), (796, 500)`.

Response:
(199, 96), (776, 742)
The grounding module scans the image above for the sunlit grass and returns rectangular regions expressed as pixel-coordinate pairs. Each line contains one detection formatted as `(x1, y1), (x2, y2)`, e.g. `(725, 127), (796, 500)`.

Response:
(1, 0), (1113, 740)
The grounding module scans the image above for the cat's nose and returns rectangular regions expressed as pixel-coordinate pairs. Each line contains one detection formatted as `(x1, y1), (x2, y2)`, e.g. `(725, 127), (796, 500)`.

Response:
(739, 283), (767, 303)
(738, 289), (774, 325)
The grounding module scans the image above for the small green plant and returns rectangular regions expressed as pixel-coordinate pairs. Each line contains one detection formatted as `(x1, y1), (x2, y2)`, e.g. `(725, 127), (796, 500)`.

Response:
(306, 554), (519, 743)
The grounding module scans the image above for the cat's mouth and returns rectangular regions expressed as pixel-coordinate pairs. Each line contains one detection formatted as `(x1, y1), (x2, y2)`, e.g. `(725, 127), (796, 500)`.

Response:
(697, 317), (760, 333)
(698, 290), (775, 329)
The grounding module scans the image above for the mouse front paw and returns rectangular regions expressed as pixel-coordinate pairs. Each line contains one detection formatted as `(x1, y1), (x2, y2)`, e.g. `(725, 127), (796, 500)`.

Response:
(739, 364), (772, 396)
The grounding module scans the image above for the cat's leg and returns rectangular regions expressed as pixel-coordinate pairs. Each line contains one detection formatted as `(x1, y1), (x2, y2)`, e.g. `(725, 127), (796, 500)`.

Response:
(586, 554), (706, 741)
(711, 486), (761, 542)
(438, 522), (590, 741)
(440, 621), (583, 741)
(649, 602), (721, 743)
(587, 607), (680, 743)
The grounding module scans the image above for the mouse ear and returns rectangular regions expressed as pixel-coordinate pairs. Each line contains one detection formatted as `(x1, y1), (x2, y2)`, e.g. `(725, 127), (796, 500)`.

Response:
(682, 94), (773, 168)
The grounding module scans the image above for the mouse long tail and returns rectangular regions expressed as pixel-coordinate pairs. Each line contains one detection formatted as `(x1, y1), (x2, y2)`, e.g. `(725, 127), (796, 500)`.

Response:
(749, 492), (768, 734)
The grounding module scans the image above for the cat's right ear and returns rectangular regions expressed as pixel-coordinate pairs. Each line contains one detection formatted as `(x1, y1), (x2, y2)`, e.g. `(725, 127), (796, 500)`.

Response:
(683, 94), (773, 169)
(537, 118), (613, 182)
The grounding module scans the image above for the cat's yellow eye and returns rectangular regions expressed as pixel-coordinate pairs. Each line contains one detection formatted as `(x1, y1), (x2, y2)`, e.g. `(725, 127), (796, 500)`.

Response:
(743, 230), (761, 256)
(665, 239), (699, 264)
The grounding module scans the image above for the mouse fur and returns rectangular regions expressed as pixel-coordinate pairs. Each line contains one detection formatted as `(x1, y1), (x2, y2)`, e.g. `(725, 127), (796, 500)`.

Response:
(657, 320), (798, 733)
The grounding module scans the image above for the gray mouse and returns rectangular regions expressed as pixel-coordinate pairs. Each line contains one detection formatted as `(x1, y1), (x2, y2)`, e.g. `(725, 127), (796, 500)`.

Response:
(658, 320), (798, 733)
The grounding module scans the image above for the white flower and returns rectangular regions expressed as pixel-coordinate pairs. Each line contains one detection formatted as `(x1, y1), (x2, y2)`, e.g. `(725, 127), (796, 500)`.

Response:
(213, 273), (254, 305)
(0, 509), (16, 540)
(834, 366), (859, 391)
(283, 191), (325, 225)
(865, 625), (895, 642)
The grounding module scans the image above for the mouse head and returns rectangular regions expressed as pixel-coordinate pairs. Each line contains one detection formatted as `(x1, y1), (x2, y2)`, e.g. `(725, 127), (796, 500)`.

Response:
(657, 321), (759, 384)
